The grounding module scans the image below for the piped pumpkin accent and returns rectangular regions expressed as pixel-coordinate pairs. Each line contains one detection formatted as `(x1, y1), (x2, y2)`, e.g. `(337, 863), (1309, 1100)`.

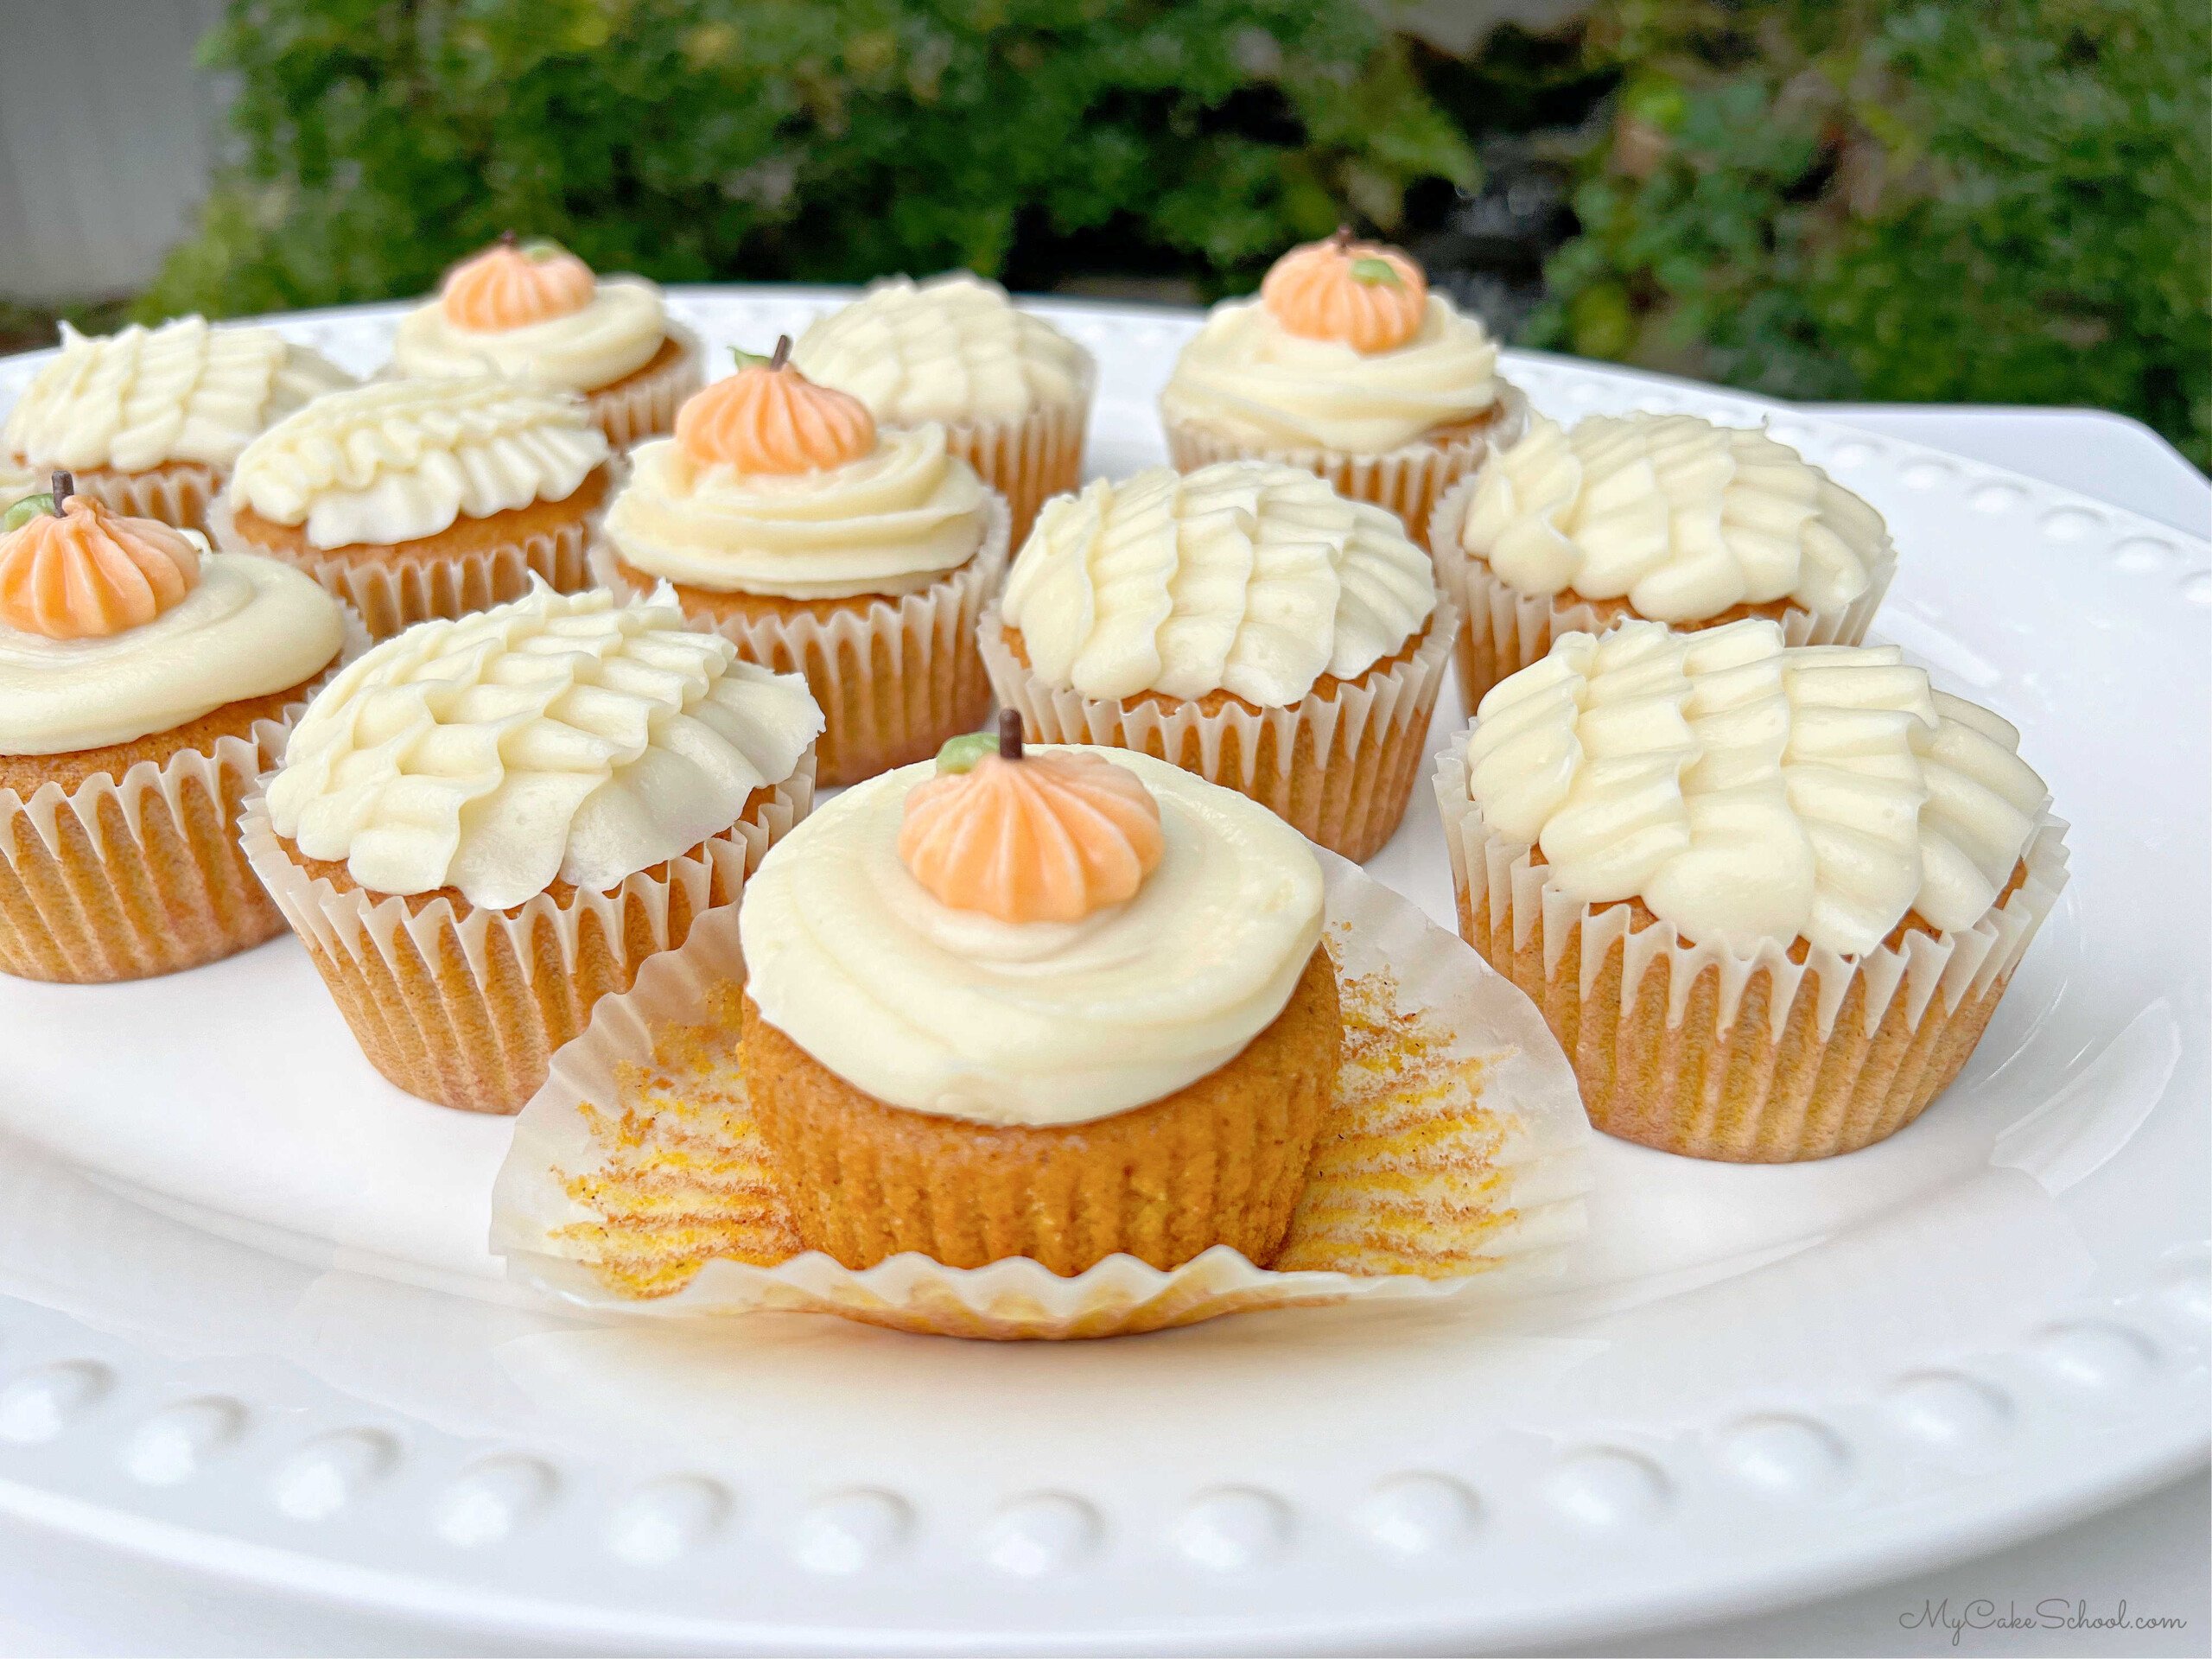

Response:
(440, 233), (598, 330)
(1261, 226), (1428, 353)
(675, 335), (877, 474)
(899, 716), (1165, 924)
(0, 477), (201, 639)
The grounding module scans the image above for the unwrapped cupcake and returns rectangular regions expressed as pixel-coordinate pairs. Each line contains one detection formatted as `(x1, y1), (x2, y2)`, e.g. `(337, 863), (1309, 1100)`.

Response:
(390, 235), (702, 447)
(980, 459), (1455, 861)
(791, 273), (1092, 546)
(0, 475), (353, 981)
(595, 340), (1005, 786)
(3, 315), (352, 533)
(239, 582), (823, 1115)
(1435, 617), (2068, 1161)
(1433, 411), (1897, 709)
(217, 376), (612, 639)
(1159, 229), (1526, 536)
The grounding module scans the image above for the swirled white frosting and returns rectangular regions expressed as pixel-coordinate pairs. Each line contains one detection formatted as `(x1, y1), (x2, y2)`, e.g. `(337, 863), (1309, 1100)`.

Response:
(227, 377), (609, 549)
(741, 747), (1324, 1125)
(391, 276), (668, 393)
(1159, 293), (1499, 454)
(3, 317), (352, 474)
(1000, 460), (1436, 704)
(0, 550), (345, 754)
(1462, 619), (2049, 957)
(601, 423), (989, 599)
(1463, 413), (1892, 622)
(791, 273), (1093, 423)
(264, 583), (822, 907)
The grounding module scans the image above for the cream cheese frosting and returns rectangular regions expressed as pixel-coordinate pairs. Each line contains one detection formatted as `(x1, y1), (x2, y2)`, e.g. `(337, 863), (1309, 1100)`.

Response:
(227, 377), (609, 549)
(1000, 460), (1437, 704)
(1461, 619), (2049, 957)
(1159, 292), (1499, 454)
(1462, 413), (1893, 622)
(4, 316), (352, 474)
(601, 422), (989, 599)
(791, 274), (1093, 423)
(391, 276), (668, 393)
(740, 747), (1325, 1125)
(264, 583), (822, 908)
(0, 548), (345, 754)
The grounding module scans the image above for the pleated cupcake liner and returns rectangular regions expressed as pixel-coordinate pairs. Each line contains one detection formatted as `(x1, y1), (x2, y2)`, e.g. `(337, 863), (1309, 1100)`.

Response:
(1427, 471), (1902, 710)
(42, 461), (226, 535)
(587, 323), (705, 449)
(237, 753), (815, 1116)
(931, 383), (1091, 550)
(1433, 742), (2071, 1162)
(592, 493), (1010, 788)
(977, 595), (1458, 862)
(490, 848), (1592, 1340)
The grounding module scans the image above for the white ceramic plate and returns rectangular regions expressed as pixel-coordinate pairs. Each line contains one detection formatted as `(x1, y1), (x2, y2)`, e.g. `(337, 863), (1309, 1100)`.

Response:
(0, 291), (2203, 1656)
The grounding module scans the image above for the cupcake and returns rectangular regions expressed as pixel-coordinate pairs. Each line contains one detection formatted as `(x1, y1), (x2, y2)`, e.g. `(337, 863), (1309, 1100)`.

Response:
(594, 340), (1006, 787)
(1432, 410), (1898, 709)
(738, 718), (1339, 1274)
(390, 234), (702, 448)
(791, 273), (1093, 546)
(216, 376), (612, 639)
(0, 476), (353, 981)
(1435, 618), (2068, 1161)
(980, 459), (1455, 861)
(1159, 229), (1527, 536)
(239, 582), (823, 1115)
(3, 315), (352, 533)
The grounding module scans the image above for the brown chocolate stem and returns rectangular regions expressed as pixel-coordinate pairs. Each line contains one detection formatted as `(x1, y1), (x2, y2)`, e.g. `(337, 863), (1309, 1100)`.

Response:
(498, 229), (518, 249)
(48, 470), (72, 512)
(997, 708), (1023, 761)
(1331, 224), (1353, 249)
(769, 334), (792, 372)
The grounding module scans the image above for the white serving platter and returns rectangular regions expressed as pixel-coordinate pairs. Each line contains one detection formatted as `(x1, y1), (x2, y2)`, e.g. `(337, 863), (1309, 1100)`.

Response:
(0, 289), (2203, 1656)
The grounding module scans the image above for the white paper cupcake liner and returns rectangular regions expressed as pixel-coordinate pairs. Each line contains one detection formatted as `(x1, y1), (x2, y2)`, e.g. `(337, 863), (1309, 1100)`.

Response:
(931, 373), (1093, 549)
(489, 848), (1590, 1338)
(588, 323), (705, 449)
(41, 461), (226, 535)
(977, 595), (1458, 862)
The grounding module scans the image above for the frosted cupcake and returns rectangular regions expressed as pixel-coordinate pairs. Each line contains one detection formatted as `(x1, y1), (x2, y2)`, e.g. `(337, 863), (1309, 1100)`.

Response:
(980, 459), (1454, 861)
(596, 341), (1005, 786)
(1159, 230), (1526, 536)
(217, 376), (611, 639)
(0, 476), (353, 981)
(740, 720), (1338, 1273)
(240, 582), (823, 1115)
(791, 273), (1093, 545)
(1435, 618), (2067, 1161)
(1433, 411), (1897, 709)
(3, 315), (352, 533)
(390, 235), (702, 447)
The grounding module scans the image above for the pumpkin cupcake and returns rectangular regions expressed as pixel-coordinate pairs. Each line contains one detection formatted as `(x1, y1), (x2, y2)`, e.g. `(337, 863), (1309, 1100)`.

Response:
(3, 315), (352, 533)
(594, 339), (1006, 786)
(216, 375), (612, 639)
(390, 234), (702, 447)
(791, 272), (1092, 545)
(239, 582), (823, 1115)
(1432, 410), (1898, 709)
(980, 459), (1454, 861)
(739, 719), (1339, 1274)
(0, 475), (353, 982)
(1434, 618), (2068, 1161)
(1159, 229), (1526, 536)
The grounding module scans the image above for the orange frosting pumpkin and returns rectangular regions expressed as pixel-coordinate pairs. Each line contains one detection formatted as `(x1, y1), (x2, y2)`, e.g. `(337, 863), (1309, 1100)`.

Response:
(440, 236), (598, 330)
(0, 494), (200, 640)
(899, 731), (1165, 925)
(675, 338), (877, 474)
(1261, 229), (1428, 353)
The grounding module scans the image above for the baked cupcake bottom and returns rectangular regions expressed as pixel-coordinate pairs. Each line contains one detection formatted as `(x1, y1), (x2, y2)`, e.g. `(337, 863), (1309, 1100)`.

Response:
(585, 327), (705, 448)
(741, 944), (1341, 1274)
(8, 456), (226, 534)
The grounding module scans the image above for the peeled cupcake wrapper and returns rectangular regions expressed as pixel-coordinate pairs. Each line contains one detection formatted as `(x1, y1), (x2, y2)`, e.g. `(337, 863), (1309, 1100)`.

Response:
(978, 592), (1459, 863)
(592, 495), (1010, 789)
(489, 849), (1592, 1340)
(1433, 744), (2071, 1162)
(50, 461), (226, 537)
(236, 755), (815, 1116)
(1427, 469), (1902, 713)
(587, 321), (705, 450)
(0, 607), (370, 983)
(1163, 381), (1530, 537)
